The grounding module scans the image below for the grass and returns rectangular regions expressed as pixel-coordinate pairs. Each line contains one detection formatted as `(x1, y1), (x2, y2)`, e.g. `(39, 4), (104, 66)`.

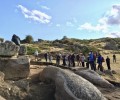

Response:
(101, 53), (120, 82)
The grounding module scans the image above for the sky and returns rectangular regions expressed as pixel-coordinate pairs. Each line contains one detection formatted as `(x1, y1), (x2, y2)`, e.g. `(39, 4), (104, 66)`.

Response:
(1, 0), (120, 41)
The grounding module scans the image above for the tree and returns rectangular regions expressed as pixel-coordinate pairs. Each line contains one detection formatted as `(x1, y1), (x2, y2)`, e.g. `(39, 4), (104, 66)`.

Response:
(25, 35), (34, 43)
(62, 36), (68, 40)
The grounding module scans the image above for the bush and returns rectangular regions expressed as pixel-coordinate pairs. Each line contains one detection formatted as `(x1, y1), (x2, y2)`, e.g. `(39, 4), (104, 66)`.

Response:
(25, 35), (34, 43)
(0, 38), (4, 42)
(27, 46), (41, 55)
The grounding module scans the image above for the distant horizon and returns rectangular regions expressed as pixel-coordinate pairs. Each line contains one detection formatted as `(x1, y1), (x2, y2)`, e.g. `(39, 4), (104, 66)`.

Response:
(1, 0), (120, 41)
(0, 34), (118, 42)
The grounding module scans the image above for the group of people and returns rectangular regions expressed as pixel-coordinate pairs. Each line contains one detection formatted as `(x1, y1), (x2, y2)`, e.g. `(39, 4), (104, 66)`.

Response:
(55, 51), (106, 71)
(41, 51), (117, 72)
(11, 34), (117, 73)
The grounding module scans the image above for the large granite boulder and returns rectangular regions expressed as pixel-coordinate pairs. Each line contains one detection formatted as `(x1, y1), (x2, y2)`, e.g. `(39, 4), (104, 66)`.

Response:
(40, 66), (106, 100)
(19, 45), (27, 55)
(14, 79), (29, 92)
(0, 41), (19, 57)
(0, 80), (27, 100)
(75, 70), (114, 88)
(0, 56), (30, 80)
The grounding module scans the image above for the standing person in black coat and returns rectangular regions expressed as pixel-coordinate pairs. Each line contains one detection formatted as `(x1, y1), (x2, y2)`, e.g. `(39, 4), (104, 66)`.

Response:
(106, 56), (111, 70)
(68, 54), (71, 67)
(44, 53), (48, 62)
(71, 54), (75, 67)
(76, 54), (80, 66)
(113, 54), (116, 63)
(62, 54), (66, 66)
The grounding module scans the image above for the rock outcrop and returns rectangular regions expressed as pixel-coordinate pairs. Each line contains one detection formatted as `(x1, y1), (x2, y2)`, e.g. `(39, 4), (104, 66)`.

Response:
(0, 41), (30, 80)
(75, 69), (114, 88)
(40, 66), (106, 100)
(0, 71), (27, 100)
(0, 41), (19, 57)
(14, 79), (29, 92)
(0, 56), (30, 80)
(19, 45), (27, 55)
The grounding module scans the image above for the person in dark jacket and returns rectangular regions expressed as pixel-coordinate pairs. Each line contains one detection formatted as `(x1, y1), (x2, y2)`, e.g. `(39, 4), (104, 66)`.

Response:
(89, 51), (95, 70)
(106, 56), (111, 70)
(76, 54), (80, 66)
(97, 54), (104, 72)
(68, 54), (71, 67)
(113, 54), (116, 63)
(44, 53), (48, 62)
(62, 54), (66, 66)
(71, 54), (75, 67)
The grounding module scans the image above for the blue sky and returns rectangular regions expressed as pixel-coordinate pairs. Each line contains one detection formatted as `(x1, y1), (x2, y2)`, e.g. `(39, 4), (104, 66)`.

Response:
(1, 0), (120, 41)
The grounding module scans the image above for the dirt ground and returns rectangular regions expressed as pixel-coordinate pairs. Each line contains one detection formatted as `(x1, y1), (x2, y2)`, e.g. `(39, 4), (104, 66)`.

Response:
(102, 54), (120, 82)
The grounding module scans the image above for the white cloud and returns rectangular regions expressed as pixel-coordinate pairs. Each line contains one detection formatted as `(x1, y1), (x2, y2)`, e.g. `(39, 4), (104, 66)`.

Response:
(79, 4), (120, 33)
(100, 4), (120, 25)
(17, 5), (52, 24)
(56, 24), (61, 27)
(41, 6), (50, 10)
(66, 22), (74, 27)
(79, 22), (108, 33)
(106, 32), (120, 38)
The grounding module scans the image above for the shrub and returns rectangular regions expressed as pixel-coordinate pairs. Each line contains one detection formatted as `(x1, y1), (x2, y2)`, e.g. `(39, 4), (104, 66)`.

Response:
(25, 35), (34, 43)
(27, 46), (41, 55)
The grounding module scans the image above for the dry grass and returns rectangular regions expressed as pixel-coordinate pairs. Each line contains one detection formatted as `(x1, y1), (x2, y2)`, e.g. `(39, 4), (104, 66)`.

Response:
(101, 53), (120, 82)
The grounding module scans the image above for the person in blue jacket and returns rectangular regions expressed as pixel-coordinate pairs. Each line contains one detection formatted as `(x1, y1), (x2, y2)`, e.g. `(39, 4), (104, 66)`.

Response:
(97, 53), (104, 72)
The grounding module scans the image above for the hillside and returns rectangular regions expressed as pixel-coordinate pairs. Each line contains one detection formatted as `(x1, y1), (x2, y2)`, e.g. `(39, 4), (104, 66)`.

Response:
(0, 38), (120, 100)
(26, 37), (120, 83)
(26, 37), (120, 55)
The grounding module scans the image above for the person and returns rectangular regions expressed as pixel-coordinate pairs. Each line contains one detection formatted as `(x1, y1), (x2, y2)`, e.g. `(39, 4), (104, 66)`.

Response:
(34, 50), (39, 61)
(76, 54), (80, 66)
(65, 54), (69, 66)
(62, 54), (66, 66)
(81, 54), (85, 67)
(93, 53), (97, 71)
(113, 54), (116, 63)
(11, 34), (21, 46)
(56, 53), (61, 66)
(97, 54), (104, 72)
(86, 55), (89, 69)
(71, 53), (75, 67)
(106, 56), (111, 70)
(89, 51), (95, 70)
(68, 54), (71, 67)
(48, 53), (53, 63)
(44, 53), (48, 62)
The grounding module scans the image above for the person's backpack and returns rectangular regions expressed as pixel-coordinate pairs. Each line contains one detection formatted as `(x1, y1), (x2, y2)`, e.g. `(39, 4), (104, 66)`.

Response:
(102, 57), (105, 62)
